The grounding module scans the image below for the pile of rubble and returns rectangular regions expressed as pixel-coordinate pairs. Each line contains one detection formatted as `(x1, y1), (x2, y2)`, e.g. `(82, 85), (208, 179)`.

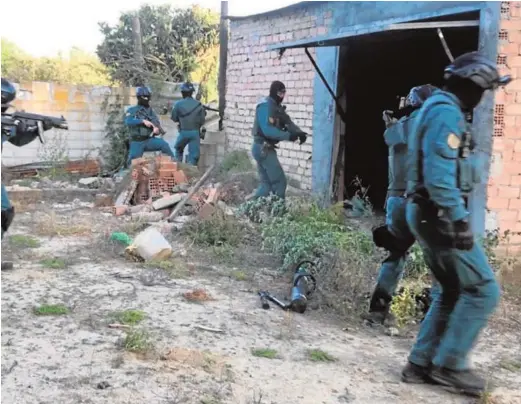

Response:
(108, 156), (226, 223)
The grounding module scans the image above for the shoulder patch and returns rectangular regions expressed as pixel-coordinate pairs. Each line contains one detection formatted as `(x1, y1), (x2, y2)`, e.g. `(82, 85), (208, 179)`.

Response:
(447, 133), (461, 150)
(268, 117), (275, 124)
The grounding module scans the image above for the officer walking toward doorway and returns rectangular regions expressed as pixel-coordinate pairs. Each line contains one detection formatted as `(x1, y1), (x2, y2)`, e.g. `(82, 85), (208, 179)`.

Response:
(366, 84), (438, 324)
(402, 51), (511, 396)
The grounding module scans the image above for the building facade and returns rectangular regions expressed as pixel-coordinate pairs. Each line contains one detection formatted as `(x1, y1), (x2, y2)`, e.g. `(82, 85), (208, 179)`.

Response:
(224, 1), (521, 252)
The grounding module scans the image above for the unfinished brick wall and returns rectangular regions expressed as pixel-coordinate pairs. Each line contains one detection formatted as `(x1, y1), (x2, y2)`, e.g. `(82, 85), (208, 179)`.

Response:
(226, 9), (332, 190)
(489, 1), (521, 253)
(2, 81), (179, 167)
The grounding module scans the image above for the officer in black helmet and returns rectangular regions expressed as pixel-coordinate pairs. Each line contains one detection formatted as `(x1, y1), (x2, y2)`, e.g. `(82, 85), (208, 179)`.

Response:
(171, 82), (206, 165)
(402, 51), (511, 396)
(251, 81), (308, 199)
(1, 78), (41, 270)
(124, 86), (175, 166)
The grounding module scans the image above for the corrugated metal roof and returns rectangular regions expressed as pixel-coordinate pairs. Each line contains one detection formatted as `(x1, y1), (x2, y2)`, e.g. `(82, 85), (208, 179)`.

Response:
(226, 1), (328, 21)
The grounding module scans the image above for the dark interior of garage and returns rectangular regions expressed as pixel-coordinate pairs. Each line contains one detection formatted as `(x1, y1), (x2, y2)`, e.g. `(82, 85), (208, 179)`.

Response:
(337, 13), (480, 212)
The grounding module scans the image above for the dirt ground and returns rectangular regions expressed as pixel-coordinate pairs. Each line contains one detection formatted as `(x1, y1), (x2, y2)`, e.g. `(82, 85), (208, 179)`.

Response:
(2, 194), (521, 404)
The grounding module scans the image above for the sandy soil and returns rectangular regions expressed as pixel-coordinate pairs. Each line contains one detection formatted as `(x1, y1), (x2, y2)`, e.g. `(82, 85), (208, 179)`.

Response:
(2, 199), (521, 404)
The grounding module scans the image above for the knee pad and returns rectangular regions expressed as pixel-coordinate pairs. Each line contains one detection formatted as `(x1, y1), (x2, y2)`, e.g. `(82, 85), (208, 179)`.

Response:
(1, 206), (15, 233)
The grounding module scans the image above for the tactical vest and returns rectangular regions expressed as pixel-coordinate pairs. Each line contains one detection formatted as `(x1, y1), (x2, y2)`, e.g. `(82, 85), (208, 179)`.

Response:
(252, 97), (284, 144)
(175, 98), (203, 131)
(384, 109), (419, 197)
(128, 106), (156, 140)
(407, 91), (479, 198)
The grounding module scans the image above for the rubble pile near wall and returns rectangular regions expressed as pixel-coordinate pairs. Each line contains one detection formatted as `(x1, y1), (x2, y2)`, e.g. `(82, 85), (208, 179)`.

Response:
(109, 156), (225, 223)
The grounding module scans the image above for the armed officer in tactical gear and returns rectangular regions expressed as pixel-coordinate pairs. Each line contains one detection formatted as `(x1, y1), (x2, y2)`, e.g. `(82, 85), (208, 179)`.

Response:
(124, 86), (174, 167)
(251, 81), (307, 199)
(171, 82), (206, 166)
(366, 84), (438, 325)
(1, 78), (43, 270)
(402, 52), (511, 396)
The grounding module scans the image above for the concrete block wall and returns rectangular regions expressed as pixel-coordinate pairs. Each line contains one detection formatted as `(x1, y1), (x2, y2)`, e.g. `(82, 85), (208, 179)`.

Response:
(2, 81), (180, 166)
(225, 9), (332, 190)
(489, 1), (521, 253)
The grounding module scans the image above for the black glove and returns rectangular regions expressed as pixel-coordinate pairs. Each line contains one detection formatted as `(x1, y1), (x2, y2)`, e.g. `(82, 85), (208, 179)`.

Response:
(298, 133), (307, 144)
(289, 133), (299, 142)
(453, 219), (474, 250)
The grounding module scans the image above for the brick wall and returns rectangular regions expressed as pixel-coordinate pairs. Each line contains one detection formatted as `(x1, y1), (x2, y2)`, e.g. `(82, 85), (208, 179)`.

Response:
(225, 9), (332, 189)
(1, 82), (181, 166)
(489, 1), (521, 253)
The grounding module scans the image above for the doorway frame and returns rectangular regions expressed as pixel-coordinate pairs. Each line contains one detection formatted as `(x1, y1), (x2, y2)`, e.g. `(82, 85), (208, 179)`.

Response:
(269, 2), (500, 235)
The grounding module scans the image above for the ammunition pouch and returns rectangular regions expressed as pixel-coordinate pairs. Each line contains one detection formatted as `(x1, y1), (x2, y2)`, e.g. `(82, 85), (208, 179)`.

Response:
(1, 206), (15, 234)
(372, 224), (412, 255)
(199, 126), (207, 140)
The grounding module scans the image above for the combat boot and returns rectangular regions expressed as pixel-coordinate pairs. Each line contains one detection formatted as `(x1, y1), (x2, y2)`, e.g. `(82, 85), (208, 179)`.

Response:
(401, 362), (433, 384)
(1, 261), (14, 271)
(429, 366), (488, 397)
(362, 287), (393, 325)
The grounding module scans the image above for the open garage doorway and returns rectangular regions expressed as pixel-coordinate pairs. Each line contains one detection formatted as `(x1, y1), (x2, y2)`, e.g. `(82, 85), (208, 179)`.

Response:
(336, 14), (480, 212)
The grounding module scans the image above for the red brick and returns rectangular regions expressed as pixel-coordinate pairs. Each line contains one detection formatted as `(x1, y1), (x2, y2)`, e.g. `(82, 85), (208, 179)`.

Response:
(173, 170), (188, 185)
(500, 20), (521, 30)
(488, 197), (510, 210)
(501, 43), (520, 56)
(159, 168), (175, 178)
(511, 174), (521, 185)
(499, 185), (521, 199)
(509, 197), (521, 209)
(500, 209), (519, 222)
(508, 78), (521, 91)
(509, 56), (521, 67)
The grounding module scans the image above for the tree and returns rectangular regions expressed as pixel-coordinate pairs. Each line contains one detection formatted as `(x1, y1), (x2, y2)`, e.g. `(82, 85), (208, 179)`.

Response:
(96, 4), (219, 100)
(1, 38), (110, 86)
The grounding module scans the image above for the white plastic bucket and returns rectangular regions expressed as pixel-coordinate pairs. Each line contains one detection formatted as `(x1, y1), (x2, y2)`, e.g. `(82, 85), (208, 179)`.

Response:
(132, 226), (172, 261)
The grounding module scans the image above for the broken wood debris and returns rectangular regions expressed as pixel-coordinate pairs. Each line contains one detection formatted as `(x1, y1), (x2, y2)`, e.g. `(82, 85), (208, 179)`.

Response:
(107, 157), (227, 224)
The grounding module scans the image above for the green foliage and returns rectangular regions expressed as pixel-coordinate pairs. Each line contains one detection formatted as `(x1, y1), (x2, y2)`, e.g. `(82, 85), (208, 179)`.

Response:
(112, 310), (146, 325)
(40, 257), (68, 269)
(183, 212), (246, 248)
(100, 98), (129, 172)
(307, 349), (337, 362)
(33, 304), (69, 316)
(219, 151), (253, 174)
(251, 348), (278, 359)
(123, 328), (153, 353)
(97, 4), (219, 94)
(245, 197), (374, 270)
(390, 286), (418, 328)
(1, 38), (110, 85)
(9, 234), (40, 248)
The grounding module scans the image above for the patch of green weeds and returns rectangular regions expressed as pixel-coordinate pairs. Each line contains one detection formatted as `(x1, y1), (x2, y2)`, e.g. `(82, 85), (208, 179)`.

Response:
(112, 309), (145, 326)
(307, 348), (337, 362)
(33, 304), (69, 316)
(9, 234), (40, 248)
(40, 257), (68, 269)
(123, 328), (153, 354)
(251, 348), (278, 359)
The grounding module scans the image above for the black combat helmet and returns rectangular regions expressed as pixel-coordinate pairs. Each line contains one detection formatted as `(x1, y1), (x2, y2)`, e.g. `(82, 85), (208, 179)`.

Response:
(1, 78), (16, 106)
(444, 51), (511, 90)
(405, 84), (438, 108)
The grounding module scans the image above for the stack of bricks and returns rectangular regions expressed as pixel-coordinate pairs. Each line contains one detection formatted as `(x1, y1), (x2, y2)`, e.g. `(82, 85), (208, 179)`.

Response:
(226, 6), (333, 191)
(489, 1), (521, 253)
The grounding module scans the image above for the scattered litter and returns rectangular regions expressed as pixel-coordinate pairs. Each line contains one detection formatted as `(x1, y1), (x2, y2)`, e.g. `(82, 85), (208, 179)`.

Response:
(194, 324), (225, 334)
(78, 177), (102, 188)
(110, 232), (133, 247)
(96, 381), (111, 390)
(131, 226), (172, 261)
(108, 323), (131, 329)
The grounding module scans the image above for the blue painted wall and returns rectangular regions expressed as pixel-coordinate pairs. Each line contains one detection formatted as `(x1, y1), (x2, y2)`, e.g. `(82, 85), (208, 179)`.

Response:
(305, 0), (498, 234)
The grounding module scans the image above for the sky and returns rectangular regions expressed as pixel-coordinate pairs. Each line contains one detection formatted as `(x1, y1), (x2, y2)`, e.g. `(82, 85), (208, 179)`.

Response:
(2, 0), (299, 57)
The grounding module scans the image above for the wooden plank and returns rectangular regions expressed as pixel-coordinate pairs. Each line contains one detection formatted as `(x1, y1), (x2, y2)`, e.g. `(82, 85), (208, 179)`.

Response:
(386, 20), (480, 30)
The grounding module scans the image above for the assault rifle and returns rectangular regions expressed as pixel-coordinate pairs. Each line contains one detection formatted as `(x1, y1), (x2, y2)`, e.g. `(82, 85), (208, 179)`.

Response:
(135, 108), (166, 136)
(2, 106), (68, 144)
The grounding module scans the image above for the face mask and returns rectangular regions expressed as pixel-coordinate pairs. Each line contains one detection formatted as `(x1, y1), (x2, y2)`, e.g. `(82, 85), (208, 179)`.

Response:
(138, 97), (150, 107)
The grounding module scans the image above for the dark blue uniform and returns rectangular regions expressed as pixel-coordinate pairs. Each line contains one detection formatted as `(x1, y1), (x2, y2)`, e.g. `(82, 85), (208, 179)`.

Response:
(405, 89), (499, 381)
(124, 105), (174, 166)
(171, 96), (206, 165)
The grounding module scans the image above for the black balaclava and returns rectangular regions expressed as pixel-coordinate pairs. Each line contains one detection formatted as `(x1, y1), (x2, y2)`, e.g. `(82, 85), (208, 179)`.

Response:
(137, 97), (150, 108)
(444, 76), (485, 112)
(269, 81), (286, 104)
